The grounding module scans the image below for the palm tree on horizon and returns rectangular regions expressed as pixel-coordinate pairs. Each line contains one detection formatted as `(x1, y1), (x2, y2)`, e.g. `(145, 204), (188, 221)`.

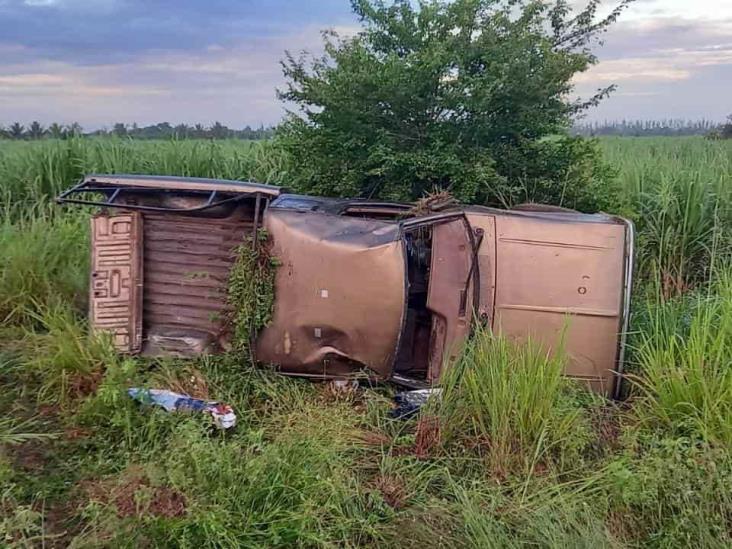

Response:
(9, 123), (25, 139)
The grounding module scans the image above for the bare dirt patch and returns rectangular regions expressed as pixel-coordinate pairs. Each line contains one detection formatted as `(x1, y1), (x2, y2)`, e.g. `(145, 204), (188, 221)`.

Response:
(10, 439), (51, 472)
(414, 415), (441, 459)
(70, 369), (103, 399)
(355, 429), (391, 447)
(84, 471), (187, 519)
(372, 474), (407, 509)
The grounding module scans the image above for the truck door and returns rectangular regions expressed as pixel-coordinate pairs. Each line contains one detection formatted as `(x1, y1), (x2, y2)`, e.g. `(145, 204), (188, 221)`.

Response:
(401, 214), (479, 383)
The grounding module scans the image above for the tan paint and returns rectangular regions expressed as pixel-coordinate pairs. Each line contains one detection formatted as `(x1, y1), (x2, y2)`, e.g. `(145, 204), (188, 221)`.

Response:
(425, 218), (473, 381)
(480, 211), (627, 395)
(256, 209), (406, 378)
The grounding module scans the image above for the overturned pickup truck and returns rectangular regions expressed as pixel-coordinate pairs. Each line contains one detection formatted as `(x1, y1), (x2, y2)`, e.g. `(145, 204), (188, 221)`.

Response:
(58, 174), (633, 398)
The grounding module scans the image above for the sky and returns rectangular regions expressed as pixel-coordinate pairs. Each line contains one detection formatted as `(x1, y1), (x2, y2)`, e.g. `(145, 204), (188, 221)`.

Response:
(0, 0), (730, 129)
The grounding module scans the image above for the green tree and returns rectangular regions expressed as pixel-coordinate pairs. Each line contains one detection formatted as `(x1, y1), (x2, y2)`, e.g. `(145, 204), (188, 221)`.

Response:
(721, 115), (732, 140)
(112, 122), (128, 137)
(210, 121), (230, 139)
(278, 0), (632, 210)
(48, 122), (65, 139)
(173, 124), (190, 139)
(28, 121), (46, 140)
(9, 122), (25, 140)
(66, 122), (83, 137)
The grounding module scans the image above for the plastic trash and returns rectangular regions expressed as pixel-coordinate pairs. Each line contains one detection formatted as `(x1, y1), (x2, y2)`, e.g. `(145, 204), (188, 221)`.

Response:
(127, 388), (237, 429)
(390, 388), (442, 419)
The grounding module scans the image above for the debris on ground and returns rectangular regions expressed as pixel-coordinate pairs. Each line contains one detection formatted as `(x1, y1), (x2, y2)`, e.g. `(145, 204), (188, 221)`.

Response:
(127, 388), (237, 429)
(84, 471), (187, 519)
(390, 388), (442, 419)
(405, 190), (459, 217)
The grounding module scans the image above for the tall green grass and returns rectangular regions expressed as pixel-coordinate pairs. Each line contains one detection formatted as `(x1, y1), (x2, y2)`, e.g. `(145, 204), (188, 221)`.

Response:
(600, 137), (732, 297)
(631, 269), (732, 445)
(1, 136), (732, 547)
(0, 138), (290, 210)
(436, 326), (590, 476)
(0, 202), (88, 327)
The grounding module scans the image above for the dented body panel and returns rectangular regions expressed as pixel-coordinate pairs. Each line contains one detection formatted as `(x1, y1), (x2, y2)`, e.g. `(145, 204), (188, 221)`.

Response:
(256, 208), (406, 378)
(61, 175), (633, 397)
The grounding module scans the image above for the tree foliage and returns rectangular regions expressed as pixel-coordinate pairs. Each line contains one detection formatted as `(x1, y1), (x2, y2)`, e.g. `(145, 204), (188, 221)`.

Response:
(721, 115), (732, 140)
(278, 0), (633, 210)
(576, 119), (724, 138)
(0, 121), (275, 141)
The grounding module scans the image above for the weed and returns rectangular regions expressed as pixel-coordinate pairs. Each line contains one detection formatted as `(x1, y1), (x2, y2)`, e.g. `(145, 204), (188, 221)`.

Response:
(0, 417), (58, 446)
(605, 434), (732, 547)
(630, 269), (732, 446)
(226, 228), (278, 360)
(434, 326), (591, 477)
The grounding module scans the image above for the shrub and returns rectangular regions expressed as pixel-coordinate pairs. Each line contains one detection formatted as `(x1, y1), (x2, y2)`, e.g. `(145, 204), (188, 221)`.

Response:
(486, 135), (623, 212)
(226, 229), (279, 360)
(278, 0), (631, 210)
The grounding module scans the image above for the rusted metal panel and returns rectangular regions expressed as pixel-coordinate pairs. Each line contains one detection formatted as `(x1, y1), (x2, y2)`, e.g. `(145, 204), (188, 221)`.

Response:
(256, 209), (406, 378)
(490, 214), (626, 395)
(90, 212), (143, 352)
(141, 212), (252, 356)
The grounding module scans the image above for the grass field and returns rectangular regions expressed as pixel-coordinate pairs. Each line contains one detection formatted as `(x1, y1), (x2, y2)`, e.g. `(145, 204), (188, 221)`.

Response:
(1, 136), (731, 547)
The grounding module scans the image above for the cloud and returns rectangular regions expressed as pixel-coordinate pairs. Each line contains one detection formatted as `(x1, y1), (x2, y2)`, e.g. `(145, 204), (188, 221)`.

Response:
(576, 45), (732, 85)
(573, 14), (732, 120)
(0, 0), (353, 64)
(1, 0), (730, 126)
(575, 60), (691, 84)
(0, 0), (356, 126)
(0, 70), (167, 98)
(0, 23), (343, 127)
